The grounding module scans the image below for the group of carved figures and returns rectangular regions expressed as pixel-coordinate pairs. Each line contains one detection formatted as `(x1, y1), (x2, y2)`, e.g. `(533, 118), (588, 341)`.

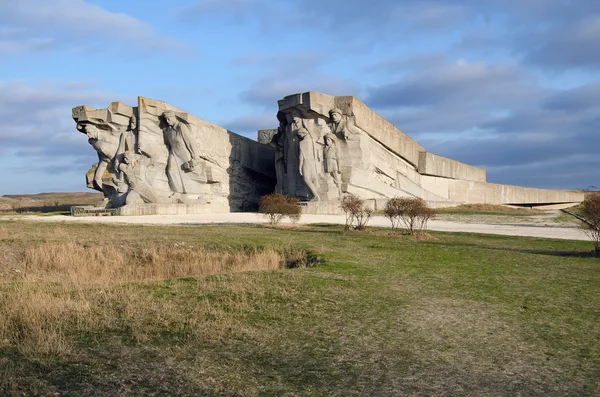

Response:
(270, 108), (360, 201)
(76, 110), (203, 207)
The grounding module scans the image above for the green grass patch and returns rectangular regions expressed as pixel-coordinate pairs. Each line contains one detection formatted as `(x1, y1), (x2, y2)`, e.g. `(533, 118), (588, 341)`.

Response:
(0, 220), (598, 396)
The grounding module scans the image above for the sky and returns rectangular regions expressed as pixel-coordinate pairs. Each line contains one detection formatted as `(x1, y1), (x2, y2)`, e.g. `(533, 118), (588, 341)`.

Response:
(0, 0), (598, 195)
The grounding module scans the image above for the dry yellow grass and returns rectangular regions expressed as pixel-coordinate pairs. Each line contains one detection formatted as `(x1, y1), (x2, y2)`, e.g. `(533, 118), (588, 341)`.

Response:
(21, 242), (283, 284)
(0, 240), (294, 357)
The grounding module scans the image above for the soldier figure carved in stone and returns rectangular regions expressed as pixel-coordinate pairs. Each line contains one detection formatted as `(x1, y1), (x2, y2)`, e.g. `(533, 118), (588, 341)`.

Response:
(270, 116), (287, 194)
(293, 113), (321, 201)
(329, 108), (360, 140)
(323, 133), (342, 195)
(113, 151), (158, 205)
(162, 110), (200, 194)
(77, 122), (120, 193)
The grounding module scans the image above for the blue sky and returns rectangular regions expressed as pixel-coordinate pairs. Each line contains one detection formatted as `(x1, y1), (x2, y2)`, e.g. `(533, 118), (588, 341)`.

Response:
(0, 0), (598, 194)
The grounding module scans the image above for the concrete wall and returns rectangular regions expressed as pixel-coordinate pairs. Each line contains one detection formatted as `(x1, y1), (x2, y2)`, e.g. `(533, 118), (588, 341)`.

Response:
(448, 180), (584, 205)
(418, 152), (486, 182)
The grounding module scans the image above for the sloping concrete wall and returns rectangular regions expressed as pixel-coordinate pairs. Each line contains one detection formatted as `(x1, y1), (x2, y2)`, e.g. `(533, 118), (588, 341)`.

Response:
(274, 91), (584, 207)
(448, 180), (583, 205)
(418, 152), (486, 182)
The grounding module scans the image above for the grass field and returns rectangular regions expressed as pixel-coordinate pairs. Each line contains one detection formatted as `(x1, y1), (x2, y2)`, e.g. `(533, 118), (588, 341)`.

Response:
(1, 220), (598, 396)
(435, 204), (580, 227)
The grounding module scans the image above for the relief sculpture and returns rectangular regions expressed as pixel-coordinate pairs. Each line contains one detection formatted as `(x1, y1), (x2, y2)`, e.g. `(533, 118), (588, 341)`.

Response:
(323, 133), (342, 195)
(161, 110), (204, 198)
(270, 109), (349, 202)
(73, 97), (276, 213)
(294, 113), (321, 201)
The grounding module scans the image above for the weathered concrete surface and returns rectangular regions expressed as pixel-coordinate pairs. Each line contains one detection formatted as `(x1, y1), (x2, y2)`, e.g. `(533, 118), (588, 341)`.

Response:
(418, 152), (486, 182)
(271, 91), (584, 209)
(448, 180), (582, 206)
(278, 92), (424, 167)
(74, 97), (276, 214)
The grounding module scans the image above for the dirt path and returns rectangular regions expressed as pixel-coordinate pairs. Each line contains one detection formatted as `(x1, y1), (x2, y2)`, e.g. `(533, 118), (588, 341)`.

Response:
(1, 213), (589, 241)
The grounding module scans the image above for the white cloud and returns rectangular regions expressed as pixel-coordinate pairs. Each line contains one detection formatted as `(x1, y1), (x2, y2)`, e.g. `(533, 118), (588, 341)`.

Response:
(0, 0), (183, 54)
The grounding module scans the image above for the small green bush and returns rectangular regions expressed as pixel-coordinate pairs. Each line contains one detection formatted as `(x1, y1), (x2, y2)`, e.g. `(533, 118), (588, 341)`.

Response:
(259, 194), (302, 225)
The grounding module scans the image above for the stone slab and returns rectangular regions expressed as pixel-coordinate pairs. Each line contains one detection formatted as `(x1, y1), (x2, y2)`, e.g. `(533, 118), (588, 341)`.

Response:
(418, 152), (486, 182)
(448, 180), (584, 205)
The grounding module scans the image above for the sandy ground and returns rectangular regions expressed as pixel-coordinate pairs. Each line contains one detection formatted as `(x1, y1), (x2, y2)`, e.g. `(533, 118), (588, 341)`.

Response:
(1, 212), (588, 241)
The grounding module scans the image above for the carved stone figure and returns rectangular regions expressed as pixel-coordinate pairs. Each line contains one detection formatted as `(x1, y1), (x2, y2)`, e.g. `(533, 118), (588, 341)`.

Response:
(113, 151), (159, 205)
(269, 119), (286, 194)
(162, 110), (201, 194)
(114, 115), (138, 171)
(294, 113), (321, 201)
(73, 97), (276, 215)
(323, 133), (342, 195)
(77, 122), (120, 192)
(329, 108), (360, 140)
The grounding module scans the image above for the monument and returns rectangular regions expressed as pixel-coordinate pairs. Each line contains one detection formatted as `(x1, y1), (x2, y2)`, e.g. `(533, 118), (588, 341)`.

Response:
(73, 92), (583, 216)
(258, 91), (583, 212)
(72, 97), (275, 215)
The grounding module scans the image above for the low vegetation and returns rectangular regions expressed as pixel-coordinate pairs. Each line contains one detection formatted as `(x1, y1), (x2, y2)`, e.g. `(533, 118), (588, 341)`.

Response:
(436, 203), (542, 216)
(566, 192), (600, 255)
(258, 193), (302, 224)
(339, 194), (373, 230)
(384, 197), (436, 234)
(1, 220), (598, 396)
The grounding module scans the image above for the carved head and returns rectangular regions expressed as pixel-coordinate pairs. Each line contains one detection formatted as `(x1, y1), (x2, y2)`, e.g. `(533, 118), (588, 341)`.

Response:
(123, 151), (135, 165)
(290, 110), (302, 126)
(162, 110), (177, 127)
(329, 108), (343, 123)
(324, 133), (336, 146)
(296, 128), (308, 139)
(128, 116), (137, 131)
(82, 123), (100, 140)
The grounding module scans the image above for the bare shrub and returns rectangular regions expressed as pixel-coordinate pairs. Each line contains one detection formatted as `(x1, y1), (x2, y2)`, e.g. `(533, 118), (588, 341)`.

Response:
(384, 197), (436, 235)
(339, 194), (373, 231)
(579, 193), (600, 255)
(259, 193), (302, 225)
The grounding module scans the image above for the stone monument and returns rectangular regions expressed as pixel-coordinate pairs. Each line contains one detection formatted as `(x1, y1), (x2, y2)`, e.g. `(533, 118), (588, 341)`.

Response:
(268, 91), (584, 212)
(72, 92), (583, 216)
(72, 97), (275, 215)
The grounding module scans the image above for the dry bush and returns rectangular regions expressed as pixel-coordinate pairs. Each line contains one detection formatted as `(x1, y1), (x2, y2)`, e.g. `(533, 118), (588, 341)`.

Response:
(579, 192), (600, 255)
(259, 193), (302, 225)
(339, 194), (373, 231)
(384, 197), (436, 235)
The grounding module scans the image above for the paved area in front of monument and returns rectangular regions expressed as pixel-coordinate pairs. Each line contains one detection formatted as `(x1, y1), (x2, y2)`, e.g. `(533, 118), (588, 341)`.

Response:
(4, 213), (588, 241)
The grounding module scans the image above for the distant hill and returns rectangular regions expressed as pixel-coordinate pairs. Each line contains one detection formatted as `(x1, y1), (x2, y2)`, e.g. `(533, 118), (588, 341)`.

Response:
(0, 192), (103, 213)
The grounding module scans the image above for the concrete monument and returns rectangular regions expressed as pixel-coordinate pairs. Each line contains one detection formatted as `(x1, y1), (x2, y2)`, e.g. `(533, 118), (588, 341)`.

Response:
(72, 92), (583, 216)
(271, 91), (584, 212)
(73, 97), (275, 215)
